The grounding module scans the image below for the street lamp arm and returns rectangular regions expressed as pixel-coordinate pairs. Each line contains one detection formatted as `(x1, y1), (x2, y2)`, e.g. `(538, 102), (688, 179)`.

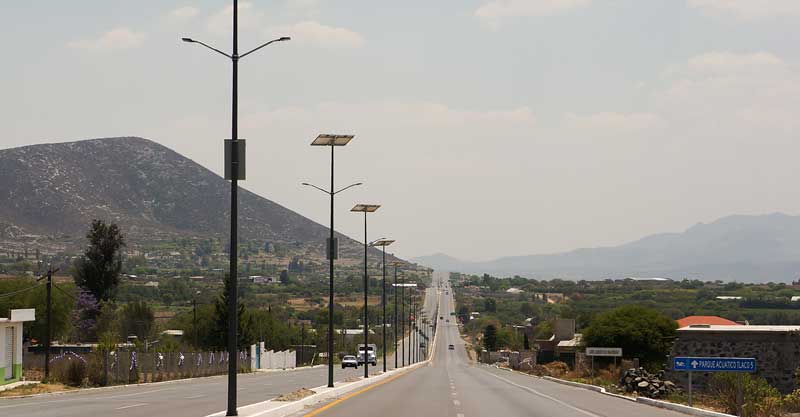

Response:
(182, 37), (232, 59)
(301, 182), (332, 195)
(239, 37), (291, 59)
(333, 182), (363, 195)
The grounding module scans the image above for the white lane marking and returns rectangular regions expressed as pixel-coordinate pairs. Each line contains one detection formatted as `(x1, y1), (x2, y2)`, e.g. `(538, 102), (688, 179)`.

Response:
(106, 388), (169, 399)
(185, 394), (204, 399)
(453, 400), (461, 406)
(483, 371), (603, 417)
(457, 414), (465, 417)
(115, 403), (148, 410)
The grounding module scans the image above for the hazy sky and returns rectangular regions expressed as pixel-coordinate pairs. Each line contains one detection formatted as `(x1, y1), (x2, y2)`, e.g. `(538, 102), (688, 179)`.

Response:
(2, 1), (800, 261)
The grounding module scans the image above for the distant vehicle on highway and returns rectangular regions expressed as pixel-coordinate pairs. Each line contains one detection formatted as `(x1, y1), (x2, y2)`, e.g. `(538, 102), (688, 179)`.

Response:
(357, 343), (377, 366)
(448, 344), (455, 350)
(446, 319), (449, 323)
(341, 355), (358, 369)
(440, 316), (443, 320)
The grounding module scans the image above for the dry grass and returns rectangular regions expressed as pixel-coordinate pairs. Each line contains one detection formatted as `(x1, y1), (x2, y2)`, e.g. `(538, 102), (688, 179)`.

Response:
(274, 387), (316, 401)
(286, 296), (383, 311)
(0, 383), (74, 397)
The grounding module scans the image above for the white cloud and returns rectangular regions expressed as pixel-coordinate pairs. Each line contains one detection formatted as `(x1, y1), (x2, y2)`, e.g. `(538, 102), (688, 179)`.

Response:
(475, 0), (591, 26)
(271, 21), (365, 48)
(656, 51), (800, 134)
(565, 112), (663, 132)
(67, 28), (145, 51)
(168, 6), (200, 21)
(688, 0), (800, 20)
(242, 101), (536, 130)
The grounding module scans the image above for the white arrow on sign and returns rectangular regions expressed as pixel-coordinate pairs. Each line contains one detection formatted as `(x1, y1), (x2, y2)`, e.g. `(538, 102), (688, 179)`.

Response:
(691, 360), (699, 369)
(676, 361), (685, 367)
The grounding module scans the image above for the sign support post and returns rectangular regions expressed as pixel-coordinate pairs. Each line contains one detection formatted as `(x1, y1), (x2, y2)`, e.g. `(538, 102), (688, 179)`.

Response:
(688, 371), (693, 407)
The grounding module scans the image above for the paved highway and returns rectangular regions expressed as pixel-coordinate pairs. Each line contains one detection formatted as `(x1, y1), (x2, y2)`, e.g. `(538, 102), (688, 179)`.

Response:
(294, 271), (690, 417)
(0, 279), (437, 417)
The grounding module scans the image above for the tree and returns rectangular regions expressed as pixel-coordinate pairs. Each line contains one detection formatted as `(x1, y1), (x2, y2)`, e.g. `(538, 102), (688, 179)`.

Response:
(119, 301), (155, 341)
(484, 298), (497, 313)
(582, 305), (677, 369)
(72, 289), (100, 342)
(483, 324), (498, 351)
(211, 274), (254, 349)
(72, 220), (126, 301)
(280, 269), (290, 285)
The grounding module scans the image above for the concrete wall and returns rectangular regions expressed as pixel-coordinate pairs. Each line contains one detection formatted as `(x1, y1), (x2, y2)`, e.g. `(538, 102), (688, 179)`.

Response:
(0, 322), (24, 385)
(669, 330), (800, 394)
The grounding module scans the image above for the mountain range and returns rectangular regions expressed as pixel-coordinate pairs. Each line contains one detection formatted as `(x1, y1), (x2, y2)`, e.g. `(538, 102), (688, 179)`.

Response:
(0, 137), (367, 258)
(412, 213), (800, 282)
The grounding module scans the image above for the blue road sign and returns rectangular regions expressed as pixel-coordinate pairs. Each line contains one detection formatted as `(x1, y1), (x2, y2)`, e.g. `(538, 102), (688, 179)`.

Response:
(673, 357), (756, 373)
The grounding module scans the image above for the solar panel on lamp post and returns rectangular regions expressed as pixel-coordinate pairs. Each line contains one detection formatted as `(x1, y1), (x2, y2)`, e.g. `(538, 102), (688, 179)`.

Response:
(351, 204), (380, 377)
(182, 3), (289, 414)
(305, 134), (359, 388)
(370, 239), (394, 372)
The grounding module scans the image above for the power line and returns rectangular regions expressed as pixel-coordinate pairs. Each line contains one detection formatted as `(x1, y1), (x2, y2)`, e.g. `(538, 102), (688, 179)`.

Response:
(0, 283), (44, 299)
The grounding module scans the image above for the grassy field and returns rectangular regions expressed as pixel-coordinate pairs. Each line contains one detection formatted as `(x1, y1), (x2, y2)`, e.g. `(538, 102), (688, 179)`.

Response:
(286, 296), (383, 311)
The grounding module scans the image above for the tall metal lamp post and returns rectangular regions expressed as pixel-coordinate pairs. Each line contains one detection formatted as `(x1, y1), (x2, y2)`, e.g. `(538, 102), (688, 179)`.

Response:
(370, 238), (394, 372)
(351, 204), (380, 378)
(389, 261), (403, 369)
(304, 134), (361, 387)
(182, 2), (290, 414)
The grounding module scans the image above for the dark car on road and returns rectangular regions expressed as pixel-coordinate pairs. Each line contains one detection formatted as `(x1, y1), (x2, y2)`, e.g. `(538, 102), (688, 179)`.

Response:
(448, 344), (455, 350)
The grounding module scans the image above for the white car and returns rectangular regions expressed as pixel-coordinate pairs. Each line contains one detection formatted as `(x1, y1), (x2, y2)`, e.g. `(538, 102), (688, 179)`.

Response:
(341, 355), (358, 369)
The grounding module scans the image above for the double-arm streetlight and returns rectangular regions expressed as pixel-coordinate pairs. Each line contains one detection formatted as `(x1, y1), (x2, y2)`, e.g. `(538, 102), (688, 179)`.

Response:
(351, 204), (380, 378)
(182, 2), (289, 414)
(370, 238), (394, 372)
(389, 261), (403, 369)
(303, 134), (361, 388)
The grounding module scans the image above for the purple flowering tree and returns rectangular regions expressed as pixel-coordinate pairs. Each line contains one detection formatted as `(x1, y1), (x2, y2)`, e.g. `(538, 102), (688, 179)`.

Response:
(72, 289), (100, 342)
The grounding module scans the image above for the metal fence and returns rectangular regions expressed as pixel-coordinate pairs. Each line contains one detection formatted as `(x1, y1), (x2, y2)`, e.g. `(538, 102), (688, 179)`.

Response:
(24, 350), (251, 386)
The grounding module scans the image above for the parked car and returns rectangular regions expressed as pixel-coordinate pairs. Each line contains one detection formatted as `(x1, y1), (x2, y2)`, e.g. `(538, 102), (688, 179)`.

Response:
(341, 355), (358, 369)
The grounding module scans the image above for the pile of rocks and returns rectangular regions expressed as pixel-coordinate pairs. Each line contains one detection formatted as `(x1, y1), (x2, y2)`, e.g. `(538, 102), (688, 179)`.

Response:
(619, 367), (678, 398)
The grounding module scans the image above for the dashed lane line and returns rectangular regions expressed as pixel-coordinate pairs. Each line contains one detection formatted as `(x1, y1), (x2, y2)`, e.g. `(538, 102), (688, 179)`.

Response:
(114, 403), (148, 410)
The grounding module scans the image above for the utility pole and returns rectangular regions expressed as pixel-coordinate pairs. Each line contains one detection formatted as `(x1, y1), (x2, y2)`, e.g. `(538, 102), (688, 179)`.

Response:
(44, 267), (52, 380)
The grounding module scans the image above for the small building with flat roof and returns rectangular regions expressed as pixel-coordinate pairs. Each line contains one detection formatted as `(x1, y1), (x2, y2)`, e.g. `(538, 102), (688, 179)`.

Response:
(1, 309), (35, 385)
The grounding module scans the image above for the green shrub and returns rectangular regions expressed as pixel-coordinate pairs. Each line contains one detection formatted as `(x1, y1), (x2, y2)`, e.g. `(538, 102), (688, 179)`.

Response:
(709, 373), (781, 417)
(60, 358), (88, 387)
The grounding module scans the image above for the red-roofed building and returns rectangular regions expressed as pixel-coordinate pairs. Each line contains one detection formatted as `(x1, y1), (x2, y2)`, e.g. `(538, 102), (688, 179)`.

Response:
(676, 315), (741, 328)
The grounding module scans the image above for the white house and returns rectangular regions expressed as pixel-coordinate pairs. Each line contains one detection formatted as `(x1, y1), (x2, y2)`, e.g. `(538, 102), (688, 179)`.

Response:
(1, 309), (35, 385)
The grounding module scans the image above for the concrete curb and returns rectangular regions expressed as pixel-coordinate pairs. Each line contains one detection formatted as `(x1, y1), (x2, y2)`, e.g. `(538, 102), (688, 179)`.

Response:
(214, 291), (442, 417)
(0, 381), (40, 393)
(636, 397), (736, 417)
(542, 376), (735, 417)
(210, 362), (428, 417)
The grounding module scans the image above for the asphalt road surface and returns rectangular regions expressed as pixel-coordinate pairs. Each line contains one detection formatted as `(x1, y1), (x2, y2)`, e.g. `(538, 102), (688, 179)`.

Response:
(292, 271), (691, 417)
(0, 284), (438, 417)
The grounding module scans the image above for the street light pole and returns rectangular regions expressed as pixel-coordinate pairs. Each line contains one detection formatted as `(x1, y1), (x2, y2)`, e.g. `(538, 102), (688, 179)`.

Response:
(306, 134), (358, 388)
(181, 3), (289, 414)
(369, 239), (393, 373)
(401, 272), (405, 367)
(351, 204), (380, 378)
(393, 263), (398, 369)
